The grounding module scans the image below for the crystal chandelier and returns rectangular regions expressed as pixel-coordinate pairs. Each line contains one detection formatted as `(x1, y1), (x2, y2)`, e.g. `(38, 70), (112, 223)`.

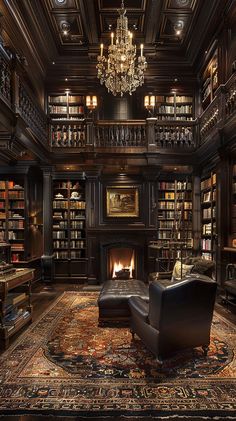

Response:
(96, 0), (147, 96)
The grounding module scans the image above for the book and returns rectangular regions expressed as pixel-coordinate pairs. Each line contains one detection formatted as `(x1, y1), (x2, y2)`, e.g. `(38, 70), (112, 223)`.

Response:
(6, 292), (27, 306)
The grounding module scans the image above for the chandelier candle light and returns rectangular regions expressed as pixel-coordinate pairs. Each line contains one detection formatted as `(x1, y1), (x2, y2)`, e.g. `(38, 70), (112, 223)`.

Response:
(96, 0), (147, 96)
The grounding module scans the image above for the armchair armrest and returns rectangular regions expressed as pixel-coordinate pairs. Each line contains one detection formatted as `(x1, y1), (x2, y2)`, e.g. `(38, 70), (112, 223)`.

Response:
(149, 271), (172, 282)
(128, 296), (149, 323)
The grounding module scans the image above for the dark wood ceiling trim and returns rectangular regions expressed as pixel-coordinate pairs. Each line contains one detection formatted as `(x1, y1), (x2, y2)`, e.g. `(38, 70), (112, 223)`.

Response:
(2, 0), (46, 76)
(144, 0), (162, 44)
(79, 0), (99, 44)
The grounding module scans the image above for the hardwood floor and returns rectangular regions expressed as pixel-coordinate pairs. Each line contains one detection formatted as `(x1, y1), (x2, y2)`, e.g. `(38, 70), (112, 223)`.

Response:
(0, 282), (235, 421)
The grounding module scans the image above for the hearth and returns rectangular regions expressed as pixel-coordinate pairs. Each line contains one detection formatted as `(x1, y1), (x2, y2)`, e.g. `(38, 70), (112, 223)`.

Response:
(100, 238), (144, 282)
(109, 247), (135, 280)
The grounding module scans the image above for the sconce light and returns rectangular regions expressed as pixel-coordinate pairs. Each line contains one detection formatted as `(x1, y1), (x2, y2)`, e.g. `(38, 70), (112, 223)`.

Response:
(86, 95), (97, 109)
(144, 95), (156, 116)
(86, 95), (98, 116)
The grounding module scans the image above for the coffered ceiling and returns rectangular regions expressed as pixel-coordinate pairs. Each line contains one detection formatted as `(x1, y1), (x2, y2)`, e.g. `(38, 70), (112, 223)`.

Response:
(1, 0), (227, 91)
(41, 0), (201, 51)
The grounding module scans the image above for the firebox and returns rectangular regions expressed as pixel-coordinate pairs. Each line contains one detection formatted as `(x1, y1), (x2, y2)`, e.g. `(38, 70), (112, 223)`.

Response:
(108, 247), (135, 280)
(100, 239), (144, 282)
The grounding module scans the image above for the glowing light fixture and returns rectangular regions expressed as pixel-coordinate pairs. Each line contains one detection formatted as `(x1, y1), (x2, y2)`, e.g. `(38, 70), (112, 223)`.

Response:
(96, 0), (147, 96)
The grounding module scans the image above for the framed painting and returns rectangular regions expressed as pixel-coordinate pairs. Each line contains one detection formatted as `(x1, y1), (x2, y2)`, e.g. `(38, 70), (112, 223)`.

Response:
(106, 186), (139, 217)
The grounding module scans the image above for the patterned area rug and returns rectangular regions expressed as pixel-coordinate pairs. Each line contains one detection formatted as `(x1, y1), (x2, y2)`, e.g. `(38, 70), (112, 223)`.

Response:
(0, 292), (235, 418)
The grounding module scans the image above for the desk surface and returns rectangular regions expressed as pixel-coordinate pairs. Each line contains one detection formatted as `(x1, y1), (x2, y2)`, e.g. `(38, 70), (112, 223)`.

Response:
(0, 268), (34, 285)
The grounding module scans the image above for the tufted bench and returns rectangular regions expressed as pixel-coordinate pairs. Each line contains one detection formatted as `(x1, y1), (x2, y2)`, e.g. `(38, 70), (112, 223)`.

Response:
(98, 279), (149, 323)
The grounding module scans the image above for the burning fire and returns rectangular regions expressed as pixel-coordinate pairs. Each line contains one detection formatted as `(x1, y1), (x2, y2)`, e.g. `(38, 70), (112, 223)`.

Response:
(112, 252), (135, 279)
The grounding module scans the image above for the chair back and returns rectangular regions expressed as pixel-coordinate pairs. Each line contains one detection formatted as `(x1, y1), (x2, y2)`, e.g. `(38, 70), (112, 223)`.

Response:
(148, 276), (217, 354)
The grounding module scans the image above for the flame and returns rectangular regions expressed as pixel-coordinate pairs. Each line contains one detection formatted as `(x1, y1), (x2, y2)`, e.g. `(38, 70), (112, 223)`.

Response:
(112, 252), (135, 279)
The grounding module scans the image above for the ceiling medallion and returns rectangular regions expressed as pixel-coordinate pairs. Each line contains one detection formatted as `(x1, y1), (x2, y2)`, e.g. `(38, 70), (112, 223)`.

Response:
(176, 0), (191, 6)
(96, 0), (147, 96)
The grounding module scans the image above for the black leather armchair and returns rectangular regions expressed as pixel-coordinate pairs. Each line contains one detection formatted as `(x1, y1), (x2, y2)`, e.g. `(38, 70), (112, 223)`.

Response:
(129, 275), (217, 362)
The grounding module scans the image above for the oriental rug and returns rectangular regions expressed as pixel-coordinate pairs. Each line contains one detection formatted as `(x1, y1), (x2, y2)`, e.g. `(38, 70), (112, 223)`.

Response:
(0, 292), (235, 419)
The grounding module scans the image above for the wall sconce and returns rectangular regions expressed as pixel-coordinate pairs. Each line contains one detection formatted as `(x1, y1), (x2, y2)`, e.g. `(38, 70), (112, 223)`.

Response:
(86, 95), (97, 109)
(86, 95), (98, 117)
(144, 95), (156, 116)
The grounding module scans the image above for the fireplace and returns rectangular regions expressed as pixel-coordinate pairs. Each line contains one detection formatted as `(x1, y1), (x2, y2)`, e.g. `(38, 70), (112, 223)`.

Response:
(108, 247), (135, 280)
(100, 239), (145, 282)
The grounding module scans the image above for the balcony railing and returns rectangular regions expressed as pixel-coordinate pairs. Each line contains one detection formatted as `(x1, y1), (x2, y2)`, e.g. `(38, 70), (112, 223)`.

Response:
(199, 95), (220, 144)
(154, 120), (196, 149)
(94, 120), (146, 147)
(0, 45), (11, 106)
(18, 81), (47, 144)
(225, 72), (236, 120)
(0, 45), (47, 146)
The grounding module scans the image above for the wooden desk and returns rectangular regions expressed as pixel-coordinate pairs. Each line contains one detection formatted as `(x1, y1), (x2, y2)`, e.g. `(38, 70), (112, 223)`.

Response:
(0, 268), (34, 349)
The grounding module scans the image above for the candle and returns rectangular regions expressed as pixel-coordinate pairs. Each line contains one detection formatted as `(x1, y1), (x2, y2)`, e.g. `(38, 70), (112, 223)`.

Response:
(111, 32), (114, 45)
(130, 32), (133, 44)
(100, 43), (103, 56)
(140, 44), (143, 57)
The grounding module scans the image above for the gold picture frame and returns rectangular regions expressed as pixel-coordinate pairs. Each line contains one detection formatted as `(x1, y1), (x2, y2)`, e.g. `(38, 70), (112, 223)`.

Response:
(106, 186), (139, 217)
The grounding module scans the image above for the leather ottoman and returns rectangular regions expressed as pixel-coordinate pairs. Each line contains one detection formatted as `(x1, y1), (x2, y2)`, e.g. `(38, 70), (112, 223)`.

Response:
(98, 279), (149, 323)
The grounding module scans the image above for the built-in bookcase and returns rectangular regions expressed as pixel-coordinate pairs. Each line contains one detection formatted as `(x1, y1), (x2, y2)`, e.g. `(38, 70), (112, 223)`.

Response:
(48, 94), (85, 120)
(200, 172), (217, 259)
(0, 179), (26, 262)
(155, 94), (193, 121)
(156, 177), (193, 270)
(201, 49), (218, 110)
(52, 179), (87, 280)
(0, 171), (43, 274)
(48, 93), (86, 148)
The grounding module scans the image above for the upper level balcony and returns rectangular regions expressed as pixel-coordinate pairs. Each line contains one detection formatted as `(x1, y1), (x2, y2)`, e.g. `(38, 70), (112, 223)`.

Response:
(0, 43), (236, 163)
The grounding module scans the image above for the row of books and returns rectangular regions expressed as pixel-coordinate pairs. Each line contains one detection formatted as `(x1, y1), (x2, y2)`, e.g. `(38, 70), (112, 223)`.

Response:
(48, 95), (83, 103)
(158, 201), (175, 210)
(54, 251), (83, 259)
(201, 239), (213, 250)
(201, 174), (216, 190)
(155, 96), (192, 103)
(202, 207), (216, 219)
(202, 190), (216, 202)
(158, 181), (192, 190)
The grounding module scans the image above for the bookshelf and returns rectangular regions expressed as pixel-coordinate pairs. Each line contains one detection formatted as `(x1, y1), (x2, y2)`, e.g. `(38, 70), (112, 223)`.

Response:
(201, 49), (218, 110)
(155, 94), (193, 121)
(156, 178), (193, 270)
(200, 172), (217, 259)
(52, 179), (87, 280)
(0, 179), (26, 262)
(0, 170), (43, 281)
(48, 93), (86, 147)
(48, 94), (85, 120)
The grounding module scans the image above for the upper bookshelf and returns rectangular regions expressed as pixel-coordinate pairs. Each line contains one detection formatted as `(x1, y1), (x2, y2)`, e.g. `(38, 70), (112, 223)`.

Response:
(48, 94), (85, 121)
(155, 94), (193, 121)
(200, 172), (217, 260)
(201, 49), (218, 110)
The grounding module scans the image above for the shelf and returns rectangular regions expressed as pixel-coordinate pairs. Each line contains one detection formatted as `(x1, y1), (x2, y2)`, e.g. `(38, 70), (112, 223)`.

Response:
(223, 247), (236, 252)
